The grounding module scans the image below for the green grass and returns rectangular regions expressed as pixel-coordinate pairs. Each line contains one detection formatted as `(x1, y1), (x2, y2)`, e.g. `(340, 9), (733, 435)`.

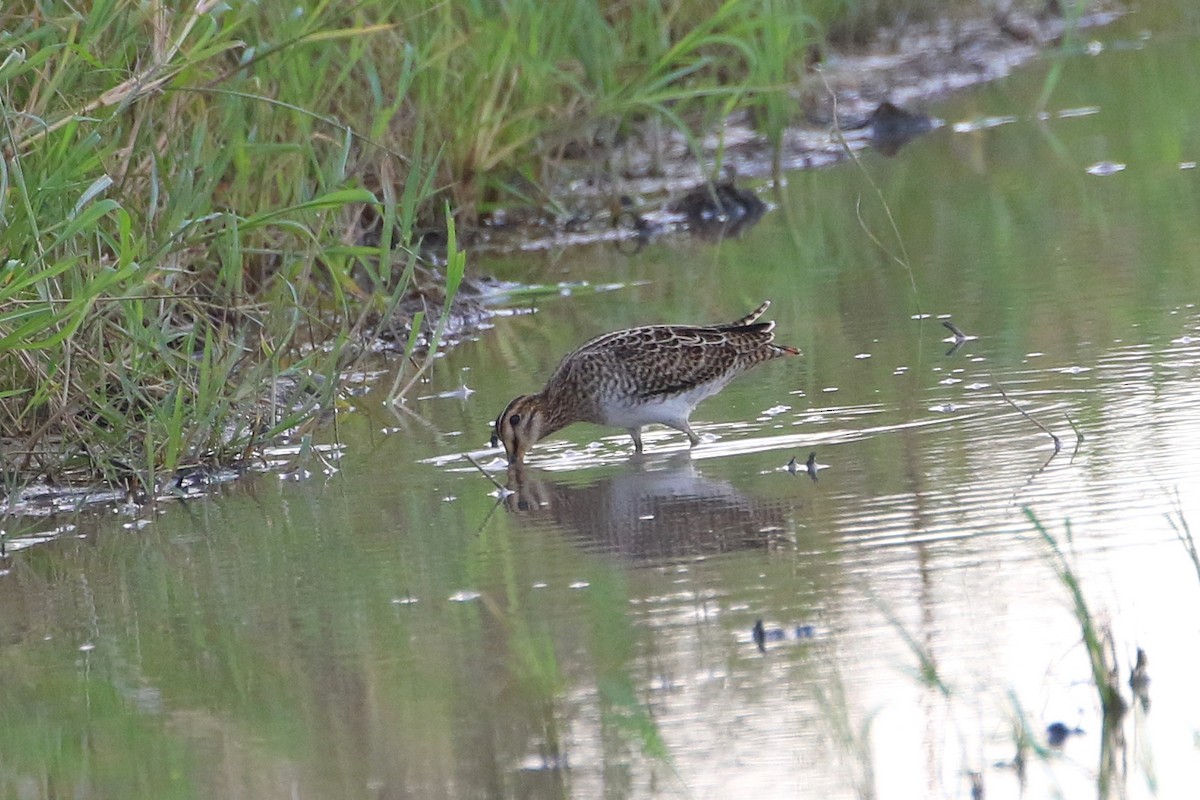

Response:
(397, 0), (826, 215)
(1, 1), (426, 490)
(0, 0), (1019, 492)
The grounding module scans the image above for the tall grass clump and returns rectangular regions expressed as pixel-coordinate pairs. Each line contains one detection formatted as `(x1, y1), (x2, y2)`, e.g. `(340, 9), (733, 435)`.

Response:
(0, 1), (430, 492)
(395, 0), (822, 218)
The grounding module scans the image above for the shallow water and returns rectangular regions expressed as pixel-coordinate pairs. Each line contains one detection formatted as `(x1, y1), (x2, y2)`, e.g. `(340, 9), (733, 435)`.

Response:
(6, 7), (1200, 800)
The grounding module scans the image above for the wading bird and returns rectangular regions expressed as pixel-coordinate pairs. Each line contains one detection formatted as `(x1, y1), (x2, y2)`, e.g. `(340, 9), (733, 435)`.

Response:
(491, 301), (799, 465)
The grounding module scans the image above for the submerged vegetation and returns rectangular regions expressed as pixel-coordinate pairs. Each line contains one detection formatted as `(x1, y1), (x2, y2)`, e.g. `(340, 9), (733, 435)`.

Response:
(0, 0), (1073, 494)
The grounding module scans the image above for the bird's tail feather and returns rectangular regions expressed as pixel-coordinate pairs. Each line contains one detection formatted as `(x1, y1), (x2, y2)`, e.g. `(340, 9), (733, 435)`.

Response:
(726, 301), (770, 328)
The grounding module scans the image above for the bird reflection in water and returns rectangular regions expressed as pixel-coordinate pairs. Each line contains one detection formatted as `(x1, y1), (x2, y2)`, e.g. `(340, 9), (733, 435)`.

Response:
(500, 455), (792, 561)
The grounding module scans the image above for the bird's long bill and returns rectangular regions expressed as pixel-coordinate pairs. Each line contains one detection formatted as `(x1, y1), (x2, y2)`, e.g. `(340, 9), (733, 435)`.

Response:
(490, 421), (521, 464)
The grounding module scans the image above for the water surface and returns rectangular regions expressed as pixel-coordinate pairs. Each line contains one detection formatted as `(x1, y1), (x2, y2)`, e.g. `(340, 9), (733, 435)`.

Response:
(5, 7), (1200, 799)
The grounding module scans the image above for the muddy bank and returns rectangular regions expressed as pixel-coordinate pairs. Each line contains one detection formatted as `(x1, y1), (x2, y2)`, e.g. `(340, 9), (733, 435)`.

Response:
(397, 3), (1121, 339)
(465, 3), (1122, 252)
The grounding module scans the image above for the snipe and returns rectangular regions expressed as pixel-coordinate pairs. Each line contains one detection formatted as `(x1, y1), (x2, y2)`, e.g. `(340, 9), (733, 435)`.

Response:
(492, 301), (799, 464)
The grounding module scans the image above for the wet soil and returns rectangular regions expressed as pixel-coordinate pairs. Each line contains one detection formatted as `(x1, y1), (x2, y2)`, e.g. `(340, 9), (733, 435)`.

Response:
(402, 2), (1121, 336)
(465, 3), (1121, 250)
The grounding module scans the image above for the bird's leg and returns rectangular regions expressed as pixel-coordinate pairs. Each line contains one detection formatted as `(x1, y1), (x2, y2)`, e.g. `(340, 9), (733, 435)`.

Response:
(629, 428), (644, 453)
(680, 421), (701, 447)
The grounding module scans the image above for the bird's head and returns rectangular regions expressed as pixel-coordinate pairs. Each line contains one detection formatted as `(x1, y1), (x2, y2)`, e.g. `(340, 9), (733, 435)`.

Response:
(491, 394), (546, 465)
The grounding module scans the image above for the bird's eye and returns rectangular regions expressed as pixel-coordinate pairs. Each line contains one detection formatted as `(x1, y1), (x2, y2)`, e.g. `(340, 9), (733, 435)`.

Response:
(509, 413), (521, 426)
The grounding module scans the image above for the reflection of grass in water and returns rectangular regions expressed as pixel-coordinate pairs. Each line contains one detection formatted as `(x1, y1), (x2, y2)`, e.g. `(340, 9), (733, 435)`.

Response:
(1025, 509), (1130, 799)
(862, 508), (1144, 798)
(813, 667), (879, 800)
(1032, 0), (1089, 111)
(482, 548), (678, 782)
(1025, 510), (1125, 723)
(1163, 488), (1200, 586)
(582, 572), (674, 769)
(876, 602), (950, 698)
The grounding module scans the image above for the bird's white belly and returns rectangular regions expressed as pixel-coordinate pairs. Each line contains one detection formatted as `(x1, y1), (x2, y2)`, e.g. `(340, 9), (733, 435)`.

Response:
(598, 383), (722, 429)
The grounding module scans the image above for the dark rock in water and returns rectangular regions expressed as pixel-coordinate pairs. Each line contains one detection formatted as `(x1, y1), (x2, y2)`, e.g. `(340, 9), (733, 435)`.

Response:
(868, 101), (936, 157)
(671, 181), (767, 240)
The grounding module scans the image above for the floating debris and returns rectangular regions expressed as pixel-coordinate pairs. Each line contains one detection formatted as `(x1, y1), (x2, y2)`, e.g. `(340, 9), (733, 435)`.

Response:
(1085, 161), (1126, 176)
(1046, 721), (1083, 747)
(1057, 106), (1101, 119)
(418, 384), (475, 401)
(804, 451), (822, 482)
(785, 452), (823, 481)
(952, 115), (1018, 133)
(1130, 647), (1151, 712)
(942, 319), (975, 355)
(517, 752), (569, 772)
(751, 619), (818, 653)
